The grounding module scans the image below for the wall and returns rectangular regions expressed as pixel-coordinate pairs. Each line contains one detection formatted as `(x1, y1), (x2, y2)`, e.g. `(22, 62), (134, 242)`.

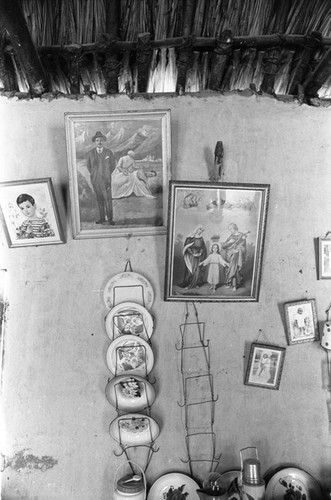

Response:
(1, 92), (331, 499)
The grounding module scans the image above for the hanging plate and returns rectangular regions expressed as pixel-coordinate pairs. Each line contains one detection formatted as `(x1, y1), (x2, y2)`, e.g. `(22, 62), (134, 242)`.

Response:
(103, 272), (154, 310)
(105, 302), (154, 340)
(105, 374), (156, 412)
(147, 473), (200, 500)
(106, 335), (154, 376)
(265, 467), (322, 500)
(109, 413), (160, 446)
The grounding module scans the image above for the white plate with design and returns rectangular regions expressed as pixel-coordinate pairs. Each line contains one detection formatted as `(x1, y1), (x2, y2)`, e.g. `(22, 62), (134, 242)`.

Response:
(109, 413), (160, 446)
(106, 335), (154, 376)
(265, 467), (322, 500)
(105, 374), (156, 412)
(147, 473), (200, 500)
(103, 272), (154, 310)
(105, 302), (154, 340)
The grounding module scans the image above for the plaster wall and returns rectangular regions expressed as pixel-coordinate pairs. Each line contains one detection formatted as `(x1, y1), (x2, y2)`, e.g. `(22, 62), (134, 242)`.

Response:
(0, 92), (331, 499)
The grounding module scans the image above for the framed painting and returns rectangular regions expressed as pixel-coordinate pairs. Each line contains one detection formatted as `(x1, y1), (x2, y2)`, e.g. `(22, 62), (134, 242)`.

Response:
(65, 109), (171, 239)
(318, 237), (331, 279)
(0, 178), (64, 248)
(164, 181), (270, 302)
(284, 299), (319, 345)
(244, 343), (286, 390)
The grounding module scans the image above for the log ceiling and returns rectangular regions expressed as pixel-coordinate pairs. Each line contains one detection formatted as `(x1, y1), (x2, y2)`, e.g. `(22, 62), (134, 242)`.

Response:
(0, 0), (331, 105)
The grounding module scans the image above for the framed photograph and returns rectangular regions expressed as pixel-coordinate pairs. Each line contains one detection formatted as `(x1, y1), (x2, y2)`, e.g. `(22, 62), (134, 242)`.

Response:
(245, 342), (286, 390)
(284, 299), (319, 345)
(318, 237), (331, 279)
(164, 181), (270, 302)
(65, 109), (171, 239)
(0, 178), (64, 248)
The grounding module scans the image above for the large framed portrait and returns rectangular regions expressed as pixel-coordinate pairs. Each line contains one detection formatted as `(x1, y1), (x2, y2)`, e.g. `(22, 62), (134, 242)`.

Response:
(65, 109), (171, 239)
(164, 181), (270, 302)
(0, 178), (64, 248)
(244, 342), (286, 390)
(318, 237), (331, 279)
(284, 299), (319, 345)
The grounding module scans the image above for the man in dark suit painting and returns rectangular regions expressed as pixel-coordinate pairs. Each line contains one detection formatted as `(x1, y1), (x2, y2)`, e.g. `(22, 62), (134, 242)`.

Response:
(86, 130), (116, 225)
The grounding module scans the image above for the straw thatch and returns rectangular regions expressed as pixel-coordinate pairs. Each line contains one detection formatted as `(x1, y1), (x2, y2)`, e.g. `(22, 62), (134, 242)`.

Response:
(0, 0), (331, 102)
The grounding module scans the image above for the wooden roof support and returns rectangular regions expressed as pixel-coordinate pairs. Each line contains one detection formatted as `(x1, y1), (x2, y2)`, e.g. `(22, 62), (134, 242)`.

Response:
(288, 31), (322, 96)
(176, 0), (196, 93)
(136, 33), (153, 93)
(35, 34), (331, 57)
(260, 47), (281, 94)
(304, 47), (331, 98)
(104, 0), (121, 94)
(0, 0), (48, 95)
(0, 32), (17, 91)
(208, 30), (233, 91)
(63, 46), (84, 95)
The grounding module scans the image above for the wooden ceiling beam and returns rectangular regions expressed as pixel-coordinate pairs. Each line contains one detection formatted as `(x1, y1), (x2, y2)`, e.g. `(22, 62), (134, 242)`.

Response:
(304, 47), (331, 98)
(176, 0), (196, 93)
(104, 0), (121, 94)
(0, 0), (48, 95)
(288, 32), (322, 96)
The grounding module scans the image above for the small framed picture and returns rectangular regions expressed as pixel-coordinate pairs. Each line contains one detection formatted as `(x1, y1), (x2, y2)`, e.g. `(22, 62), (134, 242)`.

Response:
(318, 237), (331, 279)
(284, 299), (319, 345)
(164, 180), (270, 302)
(0, 178), (64, 248)
(245, 342), (286, 390)
(65, 109), (171, 239)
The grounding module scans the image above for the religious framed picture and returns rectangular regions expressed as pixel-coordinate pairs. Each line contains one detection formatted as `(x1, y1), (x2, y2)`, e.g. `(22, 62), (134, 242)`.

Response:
(284, 299), (319, 345)
(164, 181), (270, 302)
(65, 109), (171, 239)
(0, 178), (64, 248)
(244, 342), (286, 390)
(318, 237), (331, 279)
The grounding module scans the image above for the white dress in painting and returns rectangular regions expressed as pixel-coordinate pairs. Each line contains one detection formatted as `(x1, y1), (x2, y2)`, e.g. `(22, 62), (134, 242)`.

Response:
(112, 153), (155, 199)
(201, 253), (228, 286)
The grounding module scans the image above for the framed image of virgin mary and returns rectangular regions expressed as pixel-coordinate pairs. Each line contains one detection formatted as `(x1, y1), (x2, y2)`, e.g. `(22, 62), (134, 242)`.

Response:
(164, 181), (270, 303)
(65, 110), (171, 239)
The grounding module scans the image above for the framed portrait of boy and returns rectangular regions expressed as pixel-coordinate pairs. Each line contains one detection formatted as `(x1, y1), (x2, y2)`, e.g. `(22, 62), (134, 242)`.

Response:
(0, 178), (64, 248)
(318, 237), (331, 279)
(284, 299), (319, 345)
(65, 109), (171, 239)
(164, 181), (270, 303)
(244, 342), (286, 390)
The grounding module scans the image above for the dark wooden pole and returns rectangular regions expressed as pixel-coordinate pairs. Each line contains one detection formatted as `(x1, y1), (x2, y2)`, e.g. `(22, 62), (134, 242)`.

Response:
(304, 47), (331, 98)
(63, 45), (84, 95)
(0, 0), (48, 94)
(208, 30), (233, 91)
(176, 0), (196, 93)
(104, 0), (121, 94)
(260, 47), (281, 94)
(137, 33), (153, 93)
(288, 32), (322, 95)
(0, 32), (17, 91)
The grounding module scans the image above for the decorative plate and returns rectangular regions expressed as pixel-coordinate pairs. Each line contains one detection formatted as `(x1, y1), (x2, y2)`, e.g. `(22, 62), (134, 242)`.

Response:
(105, 374), (156, 412)
(109, 413), (160, 446)
(147, 473), (200, 500)
(103, 272), (154, 310)
(105, 302), (154, 340)
(265, 467), (322, 500)
(106, 335), (154, 376)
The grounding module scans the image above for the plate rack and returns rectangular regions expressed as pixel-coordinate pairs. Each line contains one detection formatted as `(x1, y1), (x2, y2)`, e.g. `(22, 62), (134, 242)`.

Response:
(105, 260), (159, 474)
(111, 415), (159, 472)
(176, 303), (221, 482)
